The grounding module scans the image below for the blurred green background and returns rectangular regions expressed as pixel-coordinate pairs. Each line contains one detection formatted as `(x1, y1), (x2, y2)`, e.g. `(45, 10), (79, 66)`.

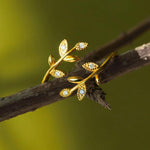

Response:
(0, 0), (150, 150)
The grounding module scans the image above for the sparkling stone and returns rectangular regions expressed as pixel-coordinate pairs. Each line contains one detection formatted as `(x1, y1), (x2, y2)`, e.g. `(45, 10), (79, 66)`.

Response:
(80, 89), (85, 95)
(89, 63), (94, 69)
(79, 43), (85, 49)
(55, 71), (60, 77)
(63, 90), (68, 96)
(61, 44), (66, 50)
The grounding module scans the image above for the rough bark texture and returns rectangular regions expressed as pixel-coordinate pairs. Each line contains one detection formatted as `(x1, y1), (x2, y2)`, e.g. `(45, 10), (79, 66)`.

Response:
(0, 43), (150, 122)
(0, 18), (150, 122)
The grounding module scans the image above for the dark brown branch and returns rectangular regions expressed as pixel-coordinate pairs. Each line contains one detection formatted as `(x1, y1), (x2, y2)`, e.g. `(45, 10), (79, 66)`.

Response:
(0, 42), (150, 122)
(78, 17), (150, 65)
(101, 43), (150, 82)
(0, 18), (150, 122)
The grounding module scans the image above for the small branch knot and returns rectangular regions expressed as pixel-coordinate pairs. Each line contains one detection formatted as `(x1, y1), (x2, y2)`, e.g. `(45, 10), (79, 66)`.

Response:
(86, 80), (111, 110)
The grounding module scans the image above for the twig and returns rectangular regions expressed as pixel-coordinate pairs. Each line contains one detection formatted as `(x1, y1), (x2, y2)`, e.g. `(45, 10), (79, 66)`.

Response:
(0, 42), (150, 122)
(78, 17), (150, 65)
(0, 18), (150, 122)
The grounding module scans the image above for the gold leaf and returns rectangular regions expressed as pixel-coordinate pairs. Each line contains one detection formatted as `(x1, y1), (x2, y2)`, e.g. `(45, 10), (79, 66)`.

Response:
(82, 62), (99, 72)
(95, 74), (100, 85)
(60, 88), (71, 97)
(77, 83), (86, 101)
(59, 39), (68, 57)
(48, 55), (55, 66)
(50, 69), (65, 78)
(67, 76), (83, 83)
(75, 42), (88, 51)
(63, 55), (80, 62)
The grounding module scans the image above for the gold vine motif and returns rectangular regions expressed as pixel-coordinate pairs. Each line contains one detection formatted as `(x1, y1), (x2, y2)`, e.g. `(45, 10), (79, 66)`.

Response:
(60, 52), (116, 101)
(42, 39), (88, 83)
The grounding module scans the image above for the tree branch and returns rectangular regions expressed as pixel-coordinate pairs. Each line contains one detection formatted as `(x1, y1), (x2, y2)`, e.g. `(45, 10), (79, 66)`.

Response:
(0, 18), (150, 122)
(0, 43), (150, 122)
(78, 17), (150, 65)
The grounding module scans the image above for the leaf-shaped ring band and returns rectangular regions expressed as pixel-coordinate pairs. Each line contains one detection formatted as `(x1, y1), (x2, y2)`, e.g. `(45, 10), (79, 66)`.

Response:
(41, 39), (88, 83)
(60, 51), (117, 101)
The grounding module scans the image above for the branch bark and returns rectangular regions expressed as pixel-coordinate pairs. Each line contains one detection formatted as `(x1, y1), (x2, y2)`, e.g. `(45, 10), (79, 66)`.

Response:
(0, 43), (150, 122)
(0, 18), (150, 122)
(78, 17), (150, 65)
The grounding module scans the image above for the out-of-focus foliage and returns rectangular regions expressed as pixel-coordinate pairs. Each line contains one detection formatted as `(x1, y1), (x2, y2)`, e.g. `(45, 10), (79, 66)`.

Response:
(0, 0), (150, 150)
